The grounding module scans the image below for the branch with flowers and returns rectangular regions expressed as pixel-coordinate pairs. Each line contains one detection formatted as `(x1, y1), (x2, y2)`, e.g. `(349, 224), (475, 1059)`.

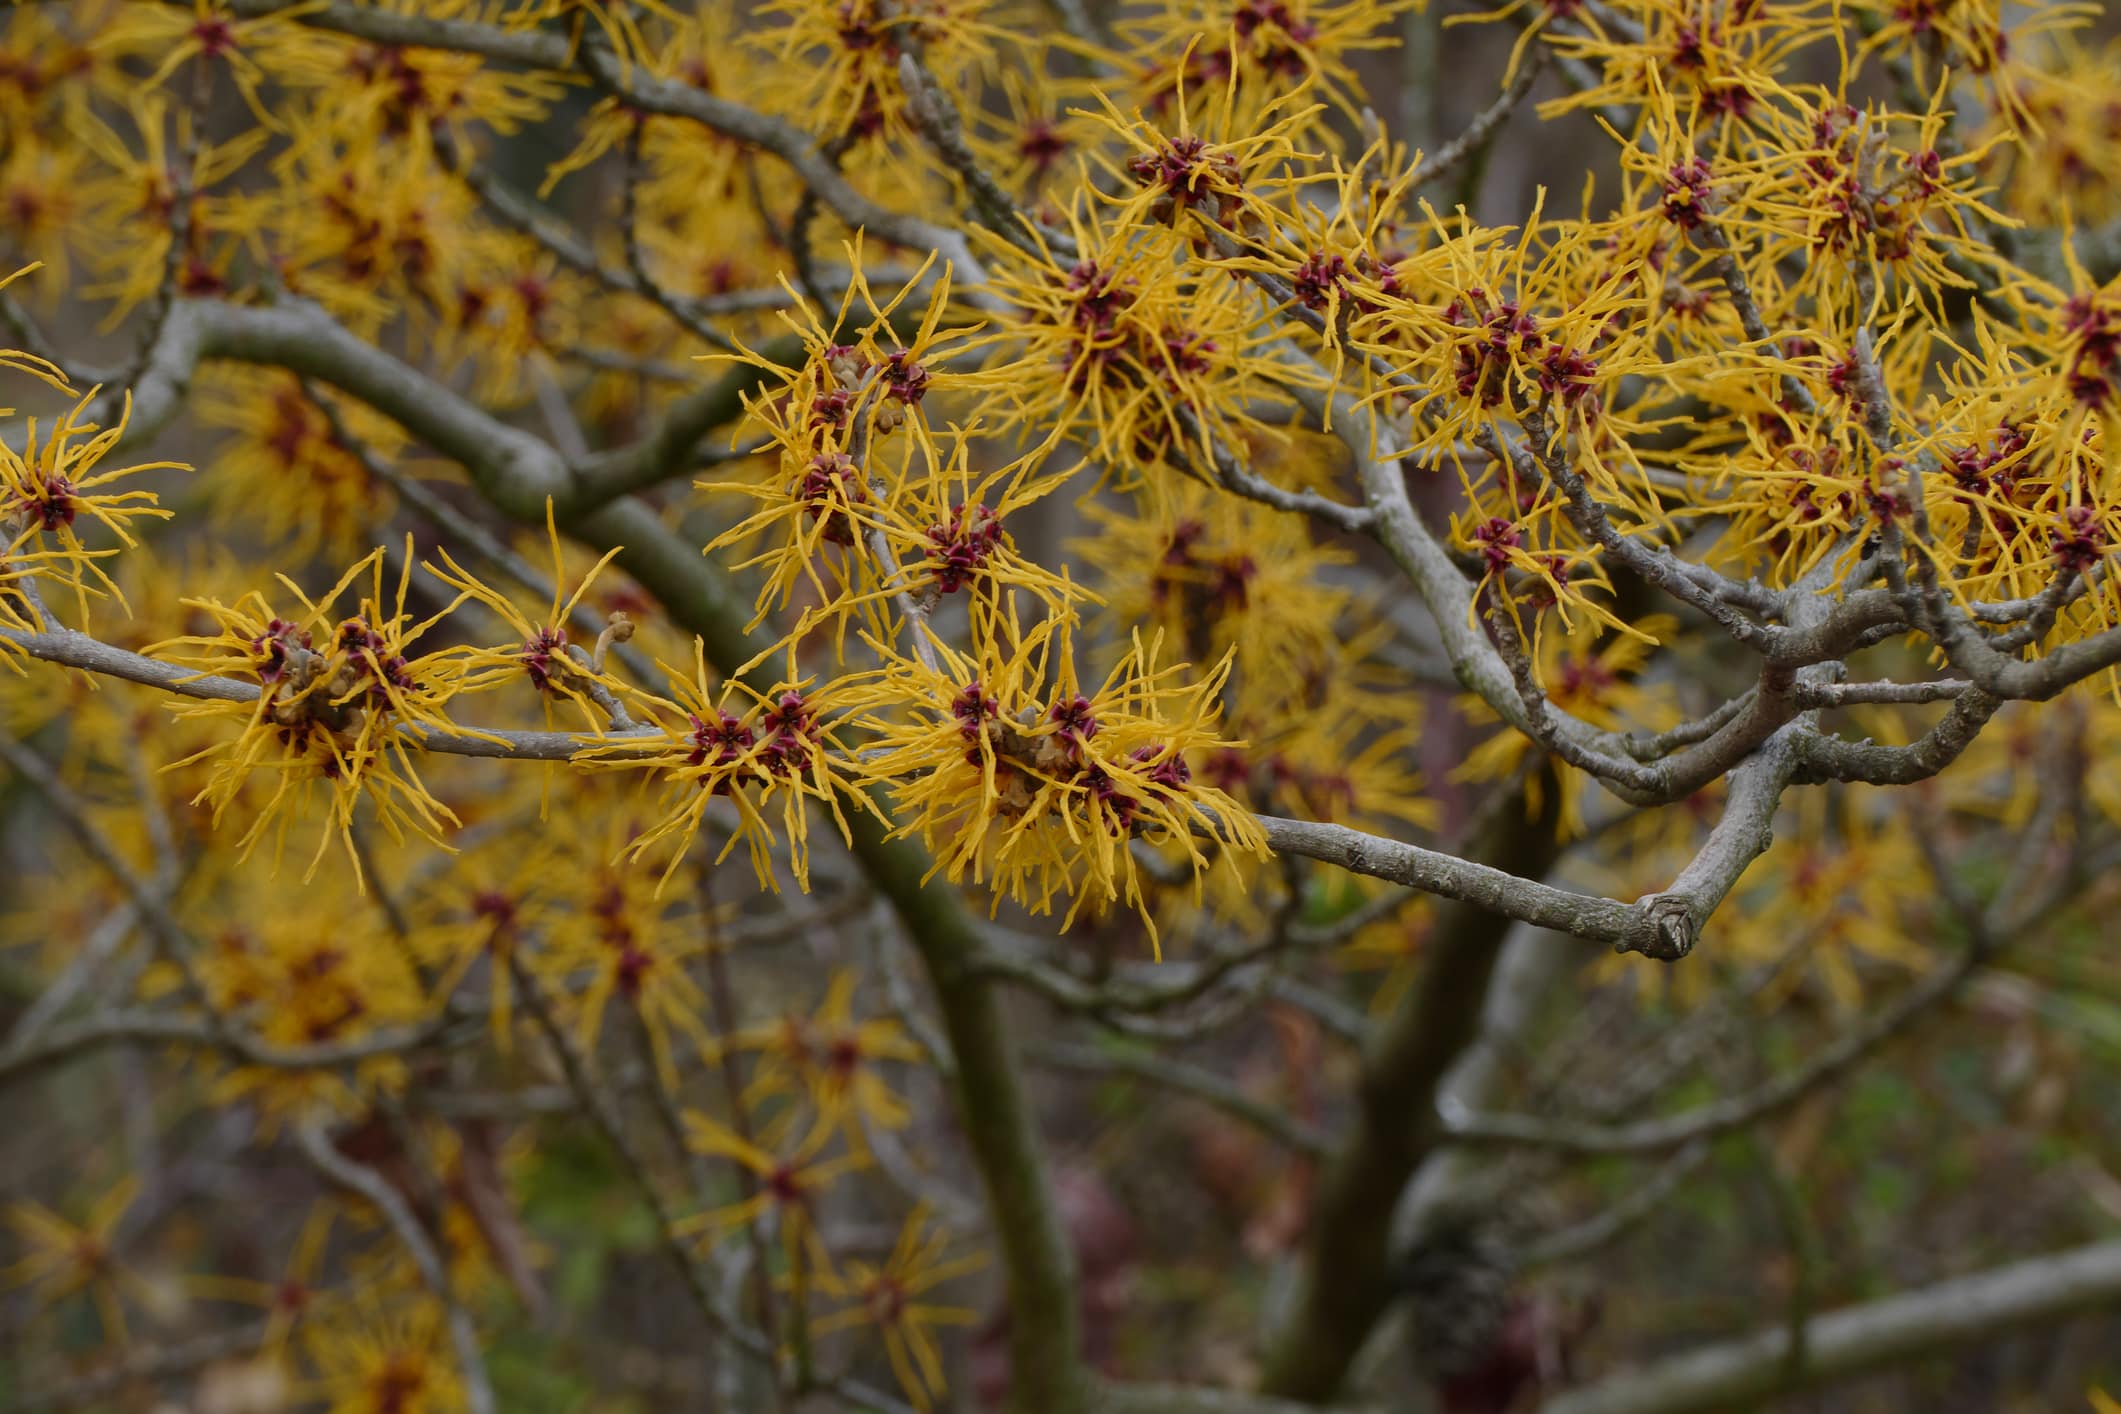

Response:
(6, 2), (2121, 1413)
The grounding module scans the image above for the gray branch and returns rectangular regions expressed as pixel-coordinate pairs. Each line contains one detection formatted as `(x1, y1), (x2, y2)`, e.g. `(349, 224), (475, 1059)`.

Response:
(1442, 926), (1992, 1154)
(296, 1123), (498, 1414)
(1, 620), (653, 762)
(1543, 1238), (2121, 1414)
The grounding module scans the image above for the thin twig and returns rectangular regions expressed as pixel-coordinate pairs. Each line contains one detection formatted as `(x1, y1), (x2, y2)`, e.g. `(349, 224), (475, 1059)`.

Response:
(296, 1123), (498, 1414)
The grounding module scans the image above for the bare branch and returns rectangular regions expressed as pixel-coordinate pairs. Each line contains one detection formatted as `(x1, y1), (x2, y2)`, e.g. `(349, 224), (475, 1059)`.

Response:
(295, 1123), (498, 1414)
(1516, 1141), (1713, 1270)
(1542, 1238), (2121, 1414)
(93, 283), (1085, 1414)
(1030, 1041), (1331, 1158)
(1441, 925), (1994, 1154)
(1259, 780), (1565, 1401)
(0, 1007), (467, 1088)
(11, 1320), (271, 1414)
(0, 619), (652, 762)
(1406, 48), (1548, 194)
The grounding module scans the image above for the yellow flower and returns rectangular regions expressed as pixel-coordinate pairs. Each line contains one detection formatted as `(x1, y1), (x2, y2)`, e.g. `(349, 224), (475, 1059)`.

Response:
(964, 56), (1108, 203)
(425, 499), (630, 737)
(303, 1288), (466, 1414)
(1740, 92), (2013, 322)
(183, 1202), (336, 1358)
(0, 386), (182, 621)
(1073, 479), (1353, 689)
(0, 5), (112, 137)
(0, 138), (90, 294)
(197, 904), (426, 1127)
(263, 117), (473, 334)
(1533, 0), (1832, 132)
(3, 1176), (147, 1346)
(968, 204), (1300, 491)
(814, 1205), (985, 1412)
(583, 638), (878, 893)
(153, 543), (480, 881)
(677, 1109), (866, 1273)
(734, 970), (925, 1137)
(70, 92), (269, 324)
(1717, 787), (1934, 1012)
(702, 248), (996, 652)
(1331, 893), (1433, 1016)
(1083, 71), (1324, 237)
(1980, 35), (2121, 225)
(497, 0), (684, 74)
(193, 371), (406, 561)
(94, 0), (330, 133)
(1356, 193), (1666, 501)
(273, 6), (564, 141)
(408, 832), (562, 1053)
(1847, 0), (2095, 138)
(745, 0), (1012, 149)
(426, 235), (586, 409)
(543, 817), (721, 1089)
(846, 598), (1268, 952)
(1115, 0), (1420, 143)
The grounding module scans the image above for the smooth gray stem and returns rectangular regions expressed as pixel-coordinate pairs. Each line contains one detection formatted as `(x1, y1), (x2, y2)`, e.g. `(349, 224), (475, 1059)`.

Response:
(1543, 1238), (2121, 1414)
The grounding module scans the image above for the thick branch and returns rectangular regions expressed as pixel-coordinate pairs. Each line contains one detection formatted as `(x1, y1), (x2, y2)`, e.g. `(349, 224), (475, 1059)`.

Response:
(1257, 777), (1564, 1402)
(1793, 688), (2001, 785)
(1256, 765), (1786, 959)
(1543, 1238), (2121, 1414)
(570, 336), (804, 509)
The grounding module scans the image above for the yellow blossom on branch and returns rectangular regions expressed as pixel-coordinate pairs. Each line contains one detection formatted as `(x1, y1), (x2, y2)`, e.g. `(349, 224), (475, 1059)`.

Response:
(153, 543), (482, 880)
(845, 598), (1267, 950)
(581, 637), (879, 893)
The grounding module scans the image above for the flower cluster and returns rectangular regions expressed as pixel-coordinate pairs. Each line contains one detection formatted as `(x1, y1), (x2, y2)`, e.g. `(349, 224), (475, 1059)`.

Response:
(12, 0), (2121, 1409)
(154, 550), (478, 878)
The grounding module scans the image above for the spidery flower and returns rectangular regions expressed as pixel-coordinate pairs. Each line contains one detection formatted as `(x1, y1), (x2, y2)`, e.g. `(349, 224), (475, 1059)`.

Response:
(704, 249), (992, 655)
(1117, 0), (1420, 143)
(1072, 479), (1352, 688)
(0, 387), (182, 621)
(745, 0), (1011, 149)
(967, 205), (1303, 490)
(1084, 64), (1323, 237)
(70, 93), (269, 324)
(3, 1177), (148, 1346)
(678, 1109), (867, 1277)
(409, 836), (562, 1054)
(95, 0), (328, 133)
(302, 1289), (466, 1414)
(846, 599), (1267, 952)
(193, 372), (405, 561)
(197, 906), (426, 1127)
(734, 970), (924, 1139)
(544, 823), (723, 1090)
(426, 498), (632, 739)
(814, 1205), (985, 1413)
(153, 543), (481, 882)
